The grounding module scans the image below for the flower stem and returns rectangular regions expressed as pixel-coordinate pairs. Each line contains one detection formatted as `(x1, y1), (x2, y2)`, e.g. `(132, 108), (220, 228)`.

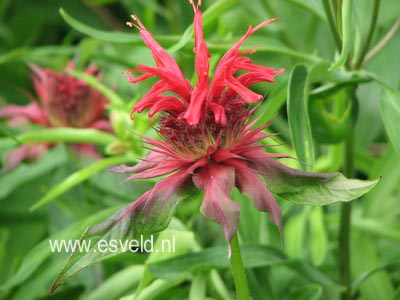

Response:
(339, 127), (355, 300)
(230, 234), (250, 300)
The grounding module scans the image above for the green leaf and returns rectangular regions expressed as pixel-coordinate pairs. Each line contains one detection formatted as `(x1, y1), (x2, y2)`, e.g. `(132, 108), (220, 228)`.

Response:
(51, 173), (189, 292)
(30, 155), (132, 211)
(59, 8), (178, 45)
(0, 206), (119, 291)
(329, 0), (353, 70)
(0, 46), (75, 65)
(287, 64), (315, 171)
(207, 37), (321, 62)
(262, 160), (380, 205)
(0, 146), (68, 199)
(189, 273), (207, 300)
(380, 87), (400, 157)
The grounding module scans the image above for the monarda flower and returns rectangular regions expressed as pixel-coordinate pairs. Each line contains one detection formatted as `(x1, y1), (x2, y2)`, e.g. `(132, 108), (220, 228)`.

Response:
(113, 1), (286, 249)
(51, 1), (379, 292)
(0, 63), (112, 169)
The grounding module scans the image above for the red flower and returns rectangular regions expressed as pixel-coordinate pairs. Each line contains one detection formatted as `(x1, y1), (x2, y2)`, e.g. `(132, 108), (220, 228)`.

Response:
(113, 1), (287, 251)
(0, 63), (112, 169)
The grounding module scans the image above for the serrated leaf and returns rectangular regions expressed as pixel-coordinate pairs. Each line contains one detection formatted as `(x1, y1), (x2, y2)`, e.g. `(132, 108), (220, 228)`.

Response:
(287, 64), (315, 171)
(259, 159), (379, 205)
(51, 171), (189, 292)
(380, 87), (400, 157)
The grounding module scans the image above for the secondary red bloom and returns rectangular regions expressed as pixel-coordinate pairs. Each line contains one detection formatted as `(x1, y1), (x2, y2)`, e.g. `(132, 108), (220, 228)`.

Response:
(115, 1), (286, 251)
(0, 63), (112, 169)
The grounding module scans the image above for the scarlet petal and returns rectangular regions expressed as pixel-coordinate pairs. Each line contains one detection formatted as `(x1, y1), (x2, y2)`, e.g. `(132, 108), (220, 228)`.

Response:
(210, 18), (283, 107)
(183, 5), (210, 125)
(110, 151), (168, 174)
(127, 15), (192, 118)
(209, 103), (227, 126)
(149, 96), (185, 117)
(193, 164), (239, 253)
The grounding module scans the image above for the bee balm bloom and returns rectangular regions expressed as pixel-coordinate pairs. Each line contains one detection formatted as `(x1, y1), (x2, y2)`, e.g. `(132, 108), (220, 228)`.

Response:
(114, 1), (287, 249)
(0, 63), (111, 169)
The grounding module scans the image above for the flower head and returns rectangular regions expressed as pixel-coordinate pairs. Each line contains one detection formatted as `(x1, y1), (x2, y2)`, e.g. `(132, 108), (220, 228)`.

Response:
(0, 63), (111, 169)
(115, 1), (287, 251)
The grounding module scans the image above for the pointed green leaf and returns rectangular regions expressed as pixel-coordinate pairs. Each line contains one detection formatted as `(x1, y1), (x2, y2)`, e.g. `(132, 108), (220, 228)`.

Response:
(260, 160), (379, 205)
(287, 64), (315, 171)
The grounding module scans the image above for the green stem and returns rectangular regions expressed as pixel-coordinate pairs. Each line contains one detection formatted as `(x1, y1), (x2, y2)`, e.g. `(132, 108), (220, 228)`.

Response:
(17, 128), (117, 146)
(364, 18), (400, 64)
(339, 123), (355, 300)
(355, 0), (380, 69)
(230, 234), (250, 300)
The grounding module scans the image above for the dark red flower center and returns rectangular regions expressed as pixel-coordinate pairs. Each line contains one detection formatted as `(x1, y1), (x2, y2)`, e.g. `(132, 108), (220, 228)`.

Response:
(158, 97), (251, 159)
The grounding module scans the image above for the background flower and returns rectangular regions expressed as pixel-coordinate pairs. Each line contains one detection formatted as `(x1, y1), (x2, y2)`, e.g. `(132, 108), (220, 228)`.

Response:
(0, 63), (111, 169)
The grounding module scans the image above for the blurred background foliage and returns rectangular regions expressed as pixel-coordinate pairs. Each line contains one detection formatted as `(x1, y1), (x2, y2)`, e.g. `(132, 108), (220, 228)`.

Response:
(0, 0), (399, 299)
